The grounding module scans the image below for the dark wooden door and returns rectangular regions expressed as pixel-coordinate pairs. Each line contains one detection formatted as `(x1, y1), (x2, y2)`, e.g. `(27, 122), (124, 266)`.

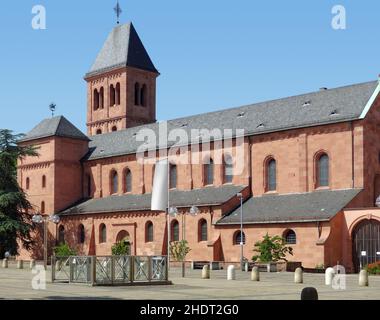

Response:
(353, 219), (380, 272)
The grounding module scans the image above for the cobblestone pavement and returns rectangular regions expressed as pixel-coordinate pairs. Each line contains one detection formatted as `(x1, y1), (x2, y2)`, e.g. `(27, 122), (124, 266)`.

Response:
(0, 265), (379, 300)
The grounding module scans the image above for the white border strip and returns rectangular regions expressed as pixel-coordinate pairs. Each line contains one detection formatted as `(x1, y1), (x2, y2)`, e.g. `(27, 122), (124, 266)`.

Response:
(359, 81), (380, 119)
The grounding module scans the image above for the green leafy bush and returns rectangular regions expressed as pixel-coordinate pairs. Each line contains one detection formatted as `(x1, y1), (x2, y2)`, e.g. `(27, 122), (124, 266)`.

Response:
(252, 233), (293, 263)
(53, 243), (77, 257)
(170, 240), (191, 262)
(111, 240), (130, 256)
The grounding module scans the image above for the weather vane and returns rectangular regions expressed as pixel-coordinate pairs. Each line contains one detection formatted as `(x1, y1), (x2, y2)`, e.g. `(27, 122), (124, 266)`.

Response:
(114, 1), (122, 24)
(49, 103), (56, 117)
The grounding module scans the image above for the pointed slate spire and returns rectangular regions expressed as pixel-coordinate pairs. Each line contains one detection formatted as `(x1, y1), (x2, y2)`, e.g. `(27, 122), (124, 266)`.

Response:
(85, 22), (158, 78)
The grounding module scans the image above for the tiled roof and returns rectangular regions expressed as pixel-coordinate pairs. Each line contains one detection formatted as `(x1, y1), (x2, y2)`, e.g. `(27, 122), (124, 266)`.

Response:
(216, 188), (362, 224)
(20, 116), (89, 143)
(85, 22), (158, 78)
(59, 185), (247, 216)
(84, 80), (379, 160)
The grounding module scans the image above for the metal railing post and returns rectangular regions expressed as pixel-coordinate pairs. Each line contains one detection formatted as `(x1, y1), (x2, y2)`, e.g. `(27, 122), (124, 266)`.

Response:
(130, 256), (134, 284)
(111, 256), (115, 285)
(148, 257), (152, 282)
(91, 256), (96, 286)
(165, 256), (169, 281)
(51, 256), (55, 282)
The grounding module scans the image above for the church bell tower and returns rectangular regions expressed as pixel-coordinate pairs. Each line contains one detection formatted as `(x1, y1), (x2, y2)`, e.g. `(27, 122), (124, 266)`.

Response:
(84, 22), (159, 136)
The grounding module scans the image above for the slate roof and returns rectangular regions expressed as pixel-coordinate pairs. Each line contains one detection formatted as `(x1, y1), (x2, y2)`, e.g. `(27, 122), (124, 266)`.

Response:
(59, 185), (247, 216)
(216, 189), (362, 225)
(84, 80), (379, 161)
(20, 116), (89, 143)
(85, 22), (158, 78)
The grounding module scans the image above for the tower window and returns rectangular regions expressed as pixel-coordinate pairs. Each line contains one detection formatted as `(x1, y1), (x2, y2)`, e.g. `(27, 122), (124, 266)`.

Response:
(99, 87), (104, 109)
(110, 84), (116, 106)
(93, 89), (99, 110)
(41, 201), (45, 214)
(134, 83), (140, 106)
(112, 126), (117, 132)
(140, 84), (147, 107)
(96, 129), (102, 135)
(116, 83), (121, 105)
(26, 177), (30, 190)
(42, 175), (46, 188)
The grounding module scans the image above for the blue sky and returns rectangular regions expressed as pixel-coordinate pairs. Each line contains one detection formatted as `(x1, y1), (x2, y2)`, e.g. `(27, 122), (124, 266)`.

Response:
(0, 1), (379, 134)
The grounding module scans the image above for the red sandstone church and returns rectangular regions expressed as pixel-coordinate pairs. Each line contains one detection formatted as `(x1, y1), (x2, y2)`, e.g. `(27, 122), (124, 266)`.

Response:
(17, 22), (380, 272)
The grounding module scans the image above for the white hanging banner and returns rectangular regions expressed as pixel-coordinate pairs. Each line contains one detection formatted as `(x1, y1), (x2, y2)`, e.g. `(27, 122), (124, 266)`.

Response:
(151, 159), (168, 211)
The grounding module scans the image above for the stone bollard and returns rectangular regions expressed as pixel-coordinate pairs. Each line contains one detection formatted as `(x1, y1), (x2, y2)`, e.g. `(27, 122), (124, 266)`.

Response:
(55, 260), (62, 272)
(325, 267), (335, 286)
(29, 260), (36, 269)
(227, 265), (236, 280)
(251, 266), (260, 281)
(2, 259), (8, 268)
(201, 265), (210, 279)
(294, 267), (303, 284)
(359, 269), (369, 287)
(17, 260), (23, 269)
(301, 287), (318, 300)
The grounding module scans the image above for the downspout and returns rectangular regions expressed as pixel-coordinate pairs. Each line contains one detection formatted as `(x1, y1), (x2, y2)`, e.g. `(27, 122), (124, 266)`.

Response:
(350, 121), (355, 188)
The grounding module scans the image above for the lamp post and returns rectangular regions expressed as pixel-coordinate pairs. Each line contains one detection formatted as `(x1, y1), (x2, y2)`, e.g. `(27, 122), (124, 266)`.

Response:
(32, 213), (61, 270)
(236, 193), (244, 271)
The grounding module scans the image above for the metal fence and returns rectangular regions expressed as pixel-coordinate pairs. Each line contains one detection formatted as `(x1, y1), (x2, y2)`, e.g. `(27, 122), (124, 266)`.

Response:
(51, 255), (169, 286)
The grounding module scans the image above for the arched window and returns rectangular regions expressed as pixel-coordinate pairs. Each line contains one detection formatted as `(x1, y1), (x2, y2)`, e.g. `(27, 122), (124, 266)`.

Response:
(116, 83), (121, 105)
(78, 224), (85, 244)
(146, 221), (154, 242)
(99, 224), (107, 243)
(86, 174), (91, 197)
(124, 168), (132, 193)
(266, 158), (276, 191)
(171, 220), (179, 242)
(112, 126), (117, 132)
(233, 230), (246, 245)
(96, 129), (102, 135)
(26, 177), (30, 190)
(134, 83), (140, 106)
(42, 175), (46, 188)
(99, 87), (104, 109)
(93, 89), (99, 110)
(58, 225), (65, 244)
(41, 201), (45, 214)
(317, 153), (329, 187)
(198, 219), (207, 242)
(110, 84), (116, 106)
(223, 154), (233, 184)
(111, 170), (118, 194)
(204, 158), (214, 186)
(284, 229), (296, 244)
(169, 164), (177, 189)
(140, 84), (147, 107)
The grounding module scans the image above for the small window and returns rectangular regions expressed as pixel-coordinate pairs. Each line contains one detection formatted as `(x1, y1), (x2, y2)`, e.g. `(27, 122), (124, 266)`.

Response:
(146, 221), (154, 242)
(223, 154), (233, 184)
(96, 129), (102, 135)
(42, 175), (46, 188)
(58, 225), (65, 244)
(169, 164), (177, 189)
(116, 83), (121, 105)
(317, 153), (329, 187)
(233, 231), (246, 245)
(99, 87), (104, 109)
(284, 230), (296, 244)
(266, 158), (276, 191)
(93, 89), (99, 110)
(40, 201), (45, 214)
(171, 220), (179, 242)
(199, 219), (207, 242)
(99, 224), (107, 243)
(112, 126), (117, 132)
(134, 83), (140, 106)
(110, 84), (116, 106)
(111, 170), (118, 194)
(78, 224), (85, 244)
(124, 169), (132, 193)
(204, 158), (214, 186)
(140, 84), (147, 107)
(26, 177), (30, 190)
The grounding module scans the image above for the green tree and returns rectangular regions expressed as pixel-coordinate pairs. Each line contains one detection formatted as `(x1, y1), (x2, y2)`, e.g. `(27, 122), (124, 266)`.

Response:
(0, 130), (38, 258)
(170, 240), (191, 277)
(112, 240), (130, 255)
(53, 243), (77, 257)
(252, 233), (293, 263)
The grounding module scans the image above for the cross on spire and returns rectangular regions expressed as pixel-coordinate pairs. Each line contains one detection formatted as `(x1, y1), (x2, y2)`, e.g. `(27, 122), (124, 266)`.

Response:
(114, 1), (122, 24)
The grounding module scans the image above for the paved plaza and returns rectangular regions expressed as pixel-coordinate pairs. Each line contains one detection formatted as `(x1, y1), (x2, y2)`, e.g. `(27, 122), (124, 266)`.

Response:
(0, 265), (379, 300)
